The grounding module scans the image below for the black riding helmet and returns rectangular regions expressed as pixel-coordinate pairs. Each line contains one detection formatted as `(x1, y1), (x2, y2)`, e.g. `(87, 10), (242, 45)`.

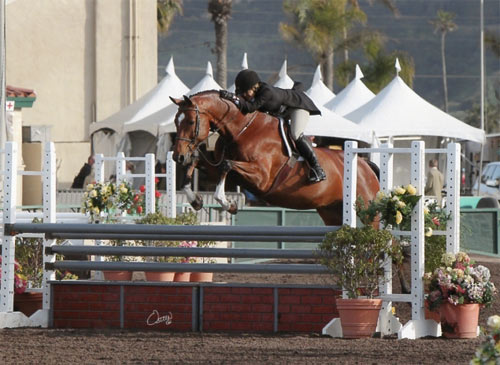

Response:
(235, 69), (261, 95)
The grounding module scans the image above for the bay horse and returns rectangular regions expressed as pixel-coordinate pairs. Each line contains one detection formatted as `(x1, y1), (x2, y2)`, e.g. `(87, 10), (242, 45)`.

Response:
(170, 90), (379, 226)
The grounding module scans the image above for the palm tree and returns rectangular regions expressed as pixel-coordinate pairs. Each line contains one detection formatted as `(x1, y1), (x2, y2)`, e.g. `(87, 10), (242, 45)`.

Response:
(157, 0), (183, 35)
(208, 0), (233, 89)
(280, 0), (365, 90)
(430, 10), (457, 113)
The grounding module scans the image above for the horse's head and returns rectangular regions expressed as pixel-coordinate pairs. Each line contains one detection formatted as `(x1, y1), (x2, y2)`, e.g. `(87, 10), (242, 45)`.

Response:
(170, 95), (213, 166)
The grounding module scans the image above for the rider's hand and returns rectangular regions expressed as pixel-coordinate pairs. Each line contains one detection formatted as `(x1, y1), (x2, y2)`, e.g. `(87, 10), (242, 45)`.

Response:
(219, 90), (240, 108)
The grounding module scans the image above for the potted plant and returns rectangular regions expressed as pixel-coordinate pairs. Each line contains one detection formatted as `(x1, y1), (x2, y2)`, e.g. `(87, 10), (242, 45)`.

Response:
(317, 224), (402, 338)
(136, 212), (198, 282)
(423, 251), (497, 338)
(102, 239), (137, 281)
(471, 315), (500, 363)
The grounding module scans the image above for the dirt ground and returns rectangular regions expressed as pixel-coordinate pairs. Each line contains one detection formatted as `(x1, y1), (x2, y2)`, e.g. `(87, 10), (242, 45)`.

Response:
(0, 254), (498, 364)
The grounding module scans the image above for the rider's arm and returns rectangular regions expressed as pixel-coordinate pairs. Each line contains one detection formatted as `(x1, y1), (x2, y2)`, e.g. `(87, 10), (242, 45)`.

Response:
(237, 87), (273, 114)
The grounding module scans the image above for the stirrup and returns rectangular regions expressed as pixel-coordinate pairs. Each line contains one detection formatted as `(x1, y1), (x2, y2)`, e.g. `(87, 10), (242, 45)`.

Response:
(308, 168), (326, 183)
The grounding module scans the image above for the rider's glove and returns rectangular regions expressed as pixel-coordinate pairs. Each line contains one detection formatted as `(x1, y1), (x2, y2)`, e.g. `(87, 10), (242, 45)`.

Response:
(219, 90), (240, 107)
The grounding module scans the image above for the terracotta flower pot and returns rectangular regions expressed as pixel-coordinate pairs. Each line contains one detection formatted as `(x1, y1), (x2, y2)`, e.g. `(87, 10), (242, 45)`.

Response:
(103, 270), (133, 281)
(440, 302), (479, 338)
(336, 298), (383, 338)
(174, 272), (191, 282)
(189, 272), (213, 282)
(145, 271), (175, 282)
(14, 292), (43, 317)
(424, 300), (440, 323)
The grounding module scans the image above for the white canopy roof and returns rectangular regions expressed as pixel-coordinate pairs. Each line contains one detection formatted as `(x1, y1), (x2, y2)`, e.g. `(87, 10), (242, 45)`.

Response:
(305, 106), (373, 143)
(324, 65), (375, 116)
(228, 53), (248, 93)
(273, 60), (294, 89)
(188, 62), (222, 95)
(305, 66), (335, 107)
(132, 62), (222, 136)
(89, 57), (189, 134)
(345, 75), (486, 144)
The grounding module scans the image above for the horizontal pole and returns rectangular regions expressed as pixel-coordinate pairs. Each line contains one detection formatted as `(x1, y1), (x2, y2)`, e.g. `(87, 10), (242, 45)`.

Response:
(45, 233), (324, 242)
(48, 245), (320, 259)
(46, 261), (329, 274)
(6, 223), (337, 237)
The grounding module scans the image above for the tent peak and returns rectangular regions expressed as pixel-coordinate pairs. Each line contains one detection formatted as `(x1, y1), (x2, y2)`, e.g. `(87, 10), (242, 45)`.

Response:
(206, 62), (214, 76)
(278, 59), (287, 78)
(313, 65), (322, 83)
(395, 58), (401, 76)
(165, 56), (175, 75)
(241, 53), (248, 70)
(355, 64), (364, 80)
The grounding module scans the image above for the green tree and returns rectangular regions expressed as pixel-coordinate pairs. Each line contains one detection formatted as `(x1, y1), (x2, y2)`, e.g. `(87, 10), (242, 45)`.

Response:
(157, 0), (183, 35)
(208, 0), (233, 88)
(280, 0), (366, 90)
(430, 10), (457, 112)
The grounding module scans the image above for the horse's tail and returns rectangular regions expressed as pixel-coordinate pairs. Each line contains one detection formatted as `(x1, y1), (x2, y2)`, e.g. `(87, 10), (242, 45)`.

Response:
(366, 160), (380, 181)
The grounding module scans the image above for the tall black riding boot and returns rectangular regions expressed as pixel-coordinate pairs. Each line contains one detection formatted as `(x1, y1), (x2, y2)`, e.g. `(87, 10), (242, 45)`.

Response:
(295, 134), (326, 183)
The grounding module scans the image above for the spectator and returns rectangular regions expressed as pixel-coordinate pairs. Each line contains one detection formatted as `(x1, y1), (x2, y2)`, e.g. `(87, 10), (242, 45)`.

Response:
(425, 159), (444, 206)
(71, 156), (94, 189)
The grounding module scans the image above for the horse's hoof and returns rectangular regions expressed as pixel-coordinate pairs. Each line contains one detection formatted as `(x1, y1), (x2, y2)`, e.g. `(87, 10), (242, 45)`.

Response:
(228, 202), (238, 215)
(191, 196), (204, 211)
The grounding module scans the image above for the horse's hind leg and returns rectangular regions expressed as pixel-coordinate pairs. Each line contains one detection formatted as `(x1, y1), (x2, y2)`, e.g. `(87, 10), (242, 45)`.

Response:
(214, 161), (238, 214)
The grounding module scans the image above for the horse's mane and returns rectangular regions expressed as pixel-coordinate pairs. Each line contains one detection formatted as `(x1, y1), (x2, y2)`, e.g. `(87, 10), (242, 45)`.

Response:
(188, 89), (219, 98)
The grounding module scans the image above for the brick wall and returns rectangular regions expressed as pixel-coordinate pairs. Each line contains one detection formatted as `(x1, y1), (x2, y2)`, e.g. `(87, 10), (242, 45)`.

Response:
(51, 282), (340, 333)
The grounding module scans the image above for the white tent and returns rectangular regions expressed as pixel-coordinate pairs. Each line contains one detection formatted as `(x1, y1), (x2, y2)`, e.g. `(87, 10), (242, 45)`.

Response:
(324, 65), (375, 116)
(305, 106), (373, 144)
(228, 53), (248, 93)
(345, 75), (485, 144)
(89, 56), (189, 135)
(273, 60), (294, 89)
(305, 66), (335, 107)
(188, 61), (222, 95)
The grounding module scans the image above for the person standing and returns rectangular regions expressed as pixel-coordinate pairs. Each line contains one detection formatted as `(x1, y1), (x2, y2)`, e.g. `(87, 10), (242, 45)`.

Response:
(425, 159), (444, 206)
(71, 156), (95, 189)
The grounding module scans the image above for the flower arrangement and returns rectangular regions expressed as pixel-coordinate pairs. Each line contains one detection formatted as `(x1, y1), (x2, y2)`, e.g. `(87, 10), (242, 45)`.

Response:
(471, 315), (500, 364)
(0, 256), (27, 294)
(356, 184), (421, 230)
(82, 181), (136, 222)
(129, 183), (162, 215)
(423, 252), (497, 311)
(82, 182), (116, 221)
(317, 225), (403, 299)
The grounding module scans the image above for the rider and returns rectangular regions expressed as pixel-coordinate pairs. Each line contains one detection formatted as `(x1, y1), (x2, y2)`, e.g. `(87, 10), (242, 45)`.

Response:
(219, 69), (326, 183)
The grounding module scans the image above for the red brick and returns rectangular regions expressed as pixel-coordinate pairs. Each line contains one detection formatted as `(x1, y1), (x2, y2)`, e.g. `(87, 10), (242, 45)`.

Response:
(290, 304), (312, 313)
(279, 295), (300, 304)
(77, 293), (102, 302)
(311, 305), (335, 314)
(204, 321), (231, 331)
(252, 321), (273, 331)
(231, 287), (253, 294)
(230, 321), (253, 331)
(219, 294), (242, 303)
(204, 303), (230, 312)
(68, 319), (91, 328)
(221, 312), (243, 321)
(279, 313), (299, 323)
(228, 303), (252, 312)
(203, 294), (220, 302)
(279, 288), (291, 294)
(251, 288), (273, 295)
(278, 304), (290, 313)
(101, 293), (120, 302)
(288, 288), (315, 295)
(202, 312), (222, 321)
(299, 313), (323, 323)
(301, 296), (322, 305)
(252, 304), (273, 313)
(322, 296), (337, 305)
(55, 310), (84, 319)
(238, 312), (262, 322)
(205, 287), (232, 294)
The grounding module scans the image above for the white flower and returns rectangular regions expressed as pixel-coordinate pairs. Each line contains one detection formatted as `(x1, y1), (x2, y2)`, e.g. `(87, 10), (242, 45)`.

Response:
(487, 315), (500, 330)
(394, 186), (405, 195)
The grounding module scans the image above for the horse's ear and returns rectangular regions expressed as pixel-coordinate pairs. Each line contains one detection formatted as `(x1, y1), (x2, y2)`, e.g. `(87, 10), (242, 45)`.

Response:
(183, 95), (193, 105)
(170, 96), (183, 106)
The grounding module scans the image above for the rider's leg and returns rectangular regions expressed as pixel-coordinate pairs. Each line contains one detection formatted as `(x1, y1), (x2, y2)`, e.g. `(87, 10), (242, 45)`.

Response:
(290, 109), (326, 183)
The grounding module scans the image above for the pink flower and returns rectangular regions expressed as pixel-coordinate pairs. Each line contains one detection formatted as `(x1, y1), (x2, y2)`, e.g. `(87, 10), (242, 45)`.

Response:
(431, 216), (440, 226)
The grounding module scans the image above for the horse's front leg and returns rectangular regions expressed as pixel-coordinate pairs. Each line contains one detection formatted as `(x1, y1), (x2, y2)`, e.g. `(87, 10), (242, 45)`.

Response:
(182, 158), (203, 211)
(214, 160), (238, 214)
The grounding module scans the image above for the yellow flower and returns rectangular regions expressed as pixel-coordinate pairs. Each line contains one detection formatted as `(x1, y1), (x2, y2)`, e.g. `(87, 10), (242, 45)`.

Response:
(93, 207), (100, 215)
(120, 186), (128, 194)
(424, 207), (429, 215)
(86, 183), (94, 191)
(397, 200), (406, 208)
(487, 315), (500, 330)
(406, 184), (417, 195)
(394, 186), (405, 195)
(395, 211), (403, 225)
(425, 227), (433, 237)
(442, 253), (455, 267)
(89, 190), (97, 198)
(375, 190), (385, 202)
